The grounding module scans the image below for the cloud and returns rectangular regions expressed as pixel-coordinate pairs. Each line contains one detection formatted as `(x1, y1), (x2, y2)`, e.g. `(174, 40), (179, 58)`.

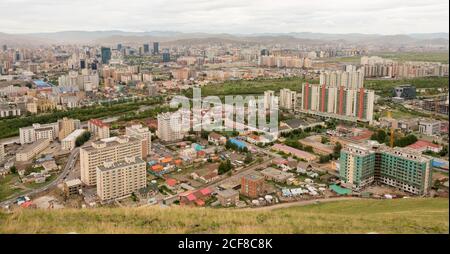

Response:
(0, 0), (448, 34)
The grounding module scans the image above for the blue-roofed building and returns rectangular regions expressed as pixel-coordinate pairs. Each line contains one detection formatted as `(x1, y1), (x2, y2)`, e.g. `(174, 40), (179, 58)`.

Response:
(33, 80), (53, 88)
(192, 143), (203, 151)
(229, 138), (246, 149)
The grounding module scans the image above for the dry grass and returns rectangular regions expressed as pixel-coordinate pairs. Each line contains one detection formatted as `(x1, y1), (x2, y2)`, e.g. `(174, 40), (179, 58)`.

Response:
(0, 198), (448, 234)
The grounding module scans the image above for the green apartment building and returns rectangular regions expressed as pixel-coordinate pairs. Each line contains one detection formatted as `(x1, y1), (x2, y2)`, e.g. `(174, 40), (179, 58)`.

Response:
(339, 142), (432, 195)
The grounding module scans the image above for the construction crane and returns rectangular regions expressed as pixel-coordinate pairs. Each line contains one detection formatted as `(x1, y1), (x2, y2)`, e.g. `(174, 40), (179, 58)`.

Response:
(387, 111), (395, 148)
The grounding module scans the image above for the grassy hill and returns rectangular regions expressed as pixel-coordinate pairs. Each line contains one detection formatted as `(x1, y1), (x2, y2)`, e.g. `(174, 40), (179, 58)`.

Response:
(0, 198), (448, 234)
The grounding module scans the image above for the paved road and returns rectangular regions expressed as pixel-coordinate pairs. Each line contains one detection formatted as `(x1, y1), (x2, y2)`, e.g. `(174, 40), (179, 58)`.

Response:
(0, 147), (80, 207)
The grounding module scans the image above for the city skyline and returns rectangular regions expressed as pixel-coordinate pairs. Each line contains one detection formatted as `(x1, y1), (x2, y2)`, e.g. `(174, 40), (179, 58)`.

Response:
(0, 0), (448, 34)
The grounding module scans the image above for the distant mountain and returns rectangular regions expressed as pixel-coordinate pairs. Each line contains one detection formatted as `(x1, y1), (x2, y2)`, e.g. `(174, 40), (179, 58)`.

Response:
(0, 30), (448, 48)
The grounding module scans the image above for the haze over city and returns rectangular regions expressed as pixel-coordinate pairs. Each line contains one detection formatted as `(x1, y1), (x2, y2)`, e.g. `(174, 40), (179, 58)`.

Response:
(0, 0), (448, 34)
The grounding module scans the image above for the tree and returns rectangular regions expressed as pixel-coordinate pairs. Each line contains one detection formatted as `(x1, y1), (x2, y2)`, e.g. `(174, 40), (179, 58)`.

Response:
(333, 142), (342, 159)
(10, 166), (17, 174)
(75, 131), (91, 147)
(244, 153), (253, 164)
(321, 136), (329, 144)
(218, 159), (233, 175)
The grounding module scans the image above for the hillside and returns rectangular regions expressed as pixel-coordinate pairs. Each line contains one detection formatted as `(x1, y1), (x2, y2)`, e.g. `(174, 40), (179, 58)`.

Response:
(0, 198), (448, 234)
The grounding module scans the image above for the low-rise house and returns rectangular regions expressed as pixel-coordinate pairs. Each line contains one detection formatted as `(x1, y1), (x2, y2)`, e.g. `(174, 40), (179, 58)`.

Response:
(179, 187), (213, 206)
(261, 167), (294, 183)
(216, 189), (239, 207)
(208, 132), (226, 145)
(64, 178), (82, 197)
(407, 140), (443, 153)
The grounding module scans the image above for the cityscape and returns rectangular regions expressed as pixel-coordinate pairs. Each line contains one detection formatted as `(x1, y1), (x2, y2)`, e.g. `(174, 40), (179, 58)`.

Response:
(0, 0), (449, 235)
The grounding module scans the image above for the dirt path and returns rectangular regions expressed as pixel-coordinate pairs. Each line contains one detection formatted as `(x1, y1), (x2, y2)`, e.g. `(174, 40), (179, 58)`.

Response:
(242, 197), (361, 211)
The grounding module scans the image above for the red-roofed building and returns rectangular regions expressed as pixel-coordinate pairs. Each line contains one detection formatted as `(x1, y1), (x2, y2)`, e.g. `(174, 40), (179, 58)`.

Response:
(407, 140), (443, 153)
(151, 164), (163, 172)
(88, 119), (110, 139)
(166, 178), (177, 187)
(179, 187), (213, 206)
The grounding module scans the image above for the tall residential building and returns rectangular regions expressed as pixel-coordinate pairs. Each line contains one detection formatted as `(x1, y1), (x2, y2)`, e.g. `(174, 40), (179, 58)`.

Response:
(162, 50), (170, 62)
(339, 142), (432, 195)
(157, 112), (185, 142)
(80, 136), (142, 186)
(19, 123), (59, 145)
(301, 83), (375, 122)
(153, 42), (159, 55)
(279, 88), (297, 110)
(96, 156), (146, 201)
(57, 117), (81, 141)
(264, 90), (275, 110)
(101, 47), (111, 64)
(319, 70), (365, 89)
(143, 44), (149, 53)
(88, 119), (110, 140)
(125, 124), (152, 157)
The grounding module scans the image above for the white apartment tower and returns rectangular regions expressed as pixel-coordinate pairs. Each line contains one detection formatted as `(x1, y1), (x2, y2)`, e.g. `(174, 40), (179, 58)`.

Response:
(80, 136), (142, 186)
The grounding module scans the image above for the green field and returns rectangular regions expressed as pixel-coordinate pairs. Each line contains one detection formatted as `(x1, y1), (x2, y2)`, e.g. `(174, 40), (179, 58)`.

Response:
(183, 77), (317, 97)
(0, 198), (447, 233)
(370, 51), (449, 64)
(365, 77), (449, 97)
(0, 175), (25, 201)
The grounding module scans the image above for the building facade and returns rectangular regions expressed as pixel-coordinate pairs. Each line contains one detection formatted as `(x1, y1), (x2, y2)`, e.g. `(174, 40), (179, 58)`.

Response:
(96, 157), (146, 201)
(301, 83), (375, 122)
(80, 136), (142, 186)
(19, 123), (59, 144)
(125, 124), (152, 157)
(339, 143), (432, 195)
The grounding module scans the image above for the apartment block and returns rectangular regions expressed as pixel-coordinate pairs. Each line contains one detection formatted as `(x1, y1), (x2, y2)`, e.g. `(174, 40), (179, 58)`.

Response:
(301, 83), (375, 122)
(58, 117), (81, 140)
(279, 88), (297, 110)
(319, 69), (364, 89)
(16, 139), (50, 162)
(61, 129), (86, 151)
(80, 136), (142, 186)
(19, 122), (59, 144)
(125, 124), (152, 157)
(339, 142), (432, 195)
(88, 119), (110, 140)
(241, 173), (264, 198)
(157, 112), (184, 142)
(96, 157), (146, 201)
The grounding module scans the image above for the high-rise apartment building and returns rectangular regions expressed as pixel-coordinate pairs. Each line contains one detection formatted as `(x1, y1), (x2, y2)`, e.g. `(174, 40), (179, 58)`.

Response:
(80, 136), (142, 185)
(143, 44), (149, 54)
(264, 90), (275, 110)
(153, 42), (159, 55)
(157, 112), (185, 142)
(125, 124), (152, 157)
(101, 47), (111, 64)
(301, 83), (375, 122)
(279, 88), (297, 110)
(19, 123), (59, 145)
(319, 70), (365, 89)
(96, 156), (146, 201)
(57, 117), (81, 141)
(88, 119), (110, 140)
(339, 142), (432, 195)
(162, 49), (170, 62)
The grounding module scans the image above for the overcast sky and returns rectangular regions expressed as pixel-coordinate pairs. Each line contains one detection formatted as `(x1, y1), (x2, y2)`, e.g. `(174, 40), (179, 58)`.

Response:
(0, 0), (448, 34)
